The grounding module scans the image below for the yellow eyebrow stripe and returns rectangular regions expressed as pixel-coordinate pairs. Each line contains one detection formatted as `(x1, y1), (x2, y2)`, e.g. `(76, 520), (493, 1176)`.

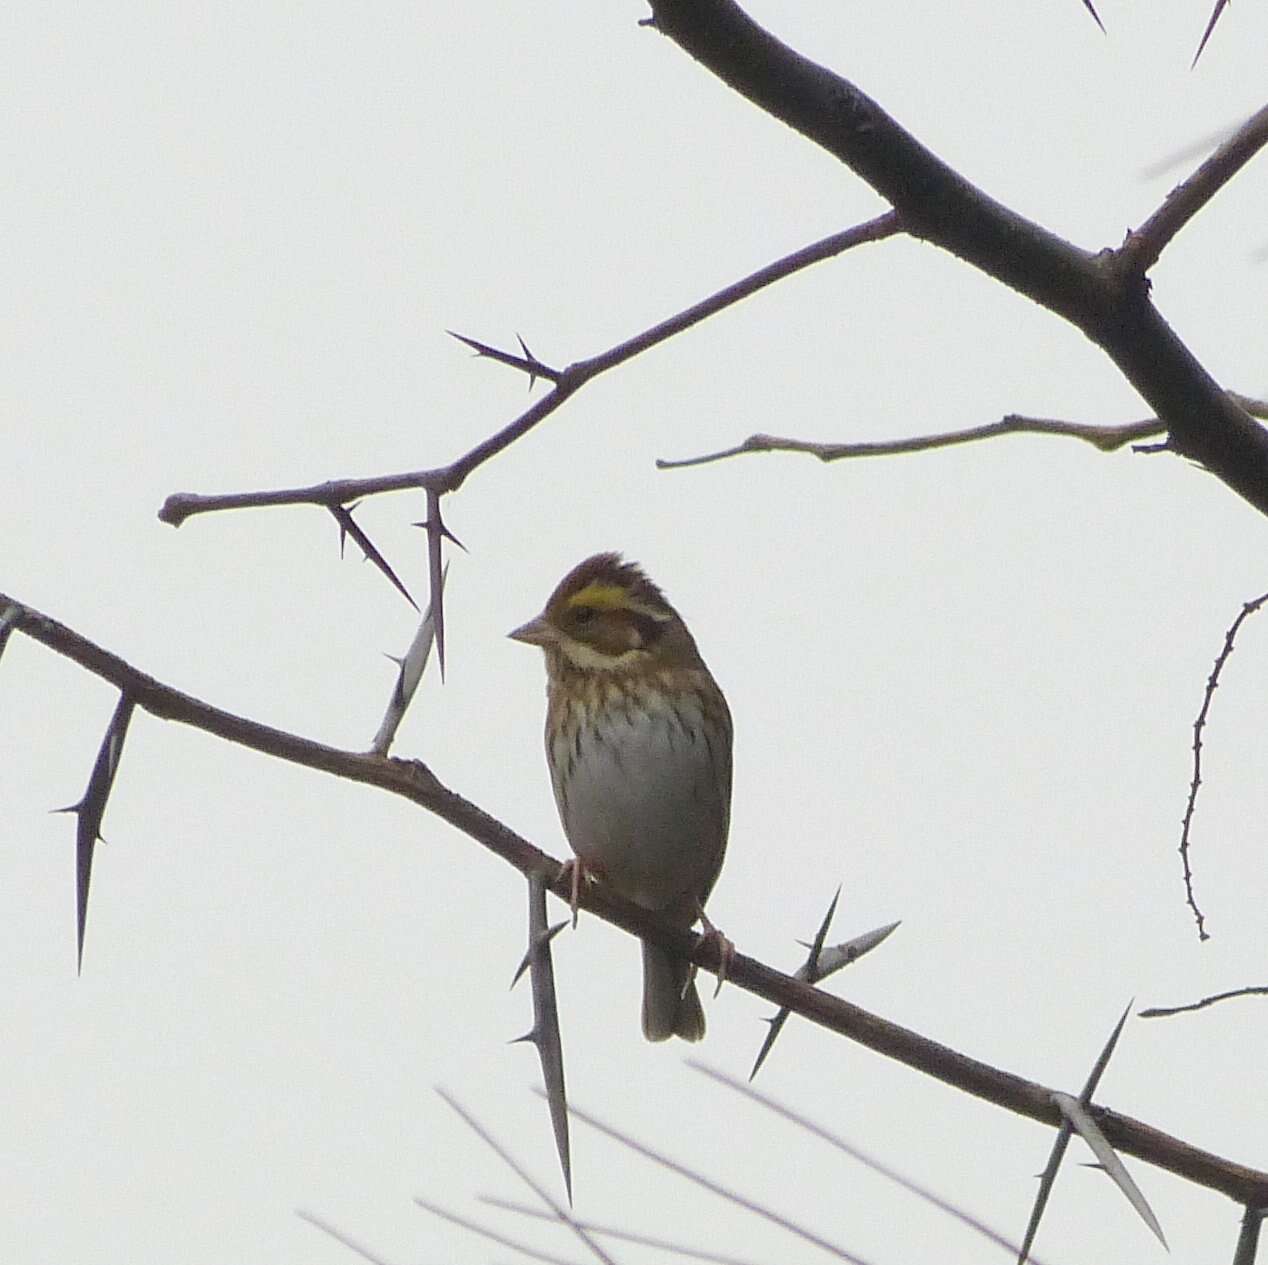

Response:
(566, 582), (671, 621)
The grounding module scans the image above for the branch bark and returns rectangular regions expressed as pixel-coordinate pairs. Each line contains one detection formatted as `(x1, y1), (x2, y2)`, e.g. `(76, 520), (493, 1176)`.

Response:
(5, 591), (1267, 1208)
(646, 1), (1268, 519)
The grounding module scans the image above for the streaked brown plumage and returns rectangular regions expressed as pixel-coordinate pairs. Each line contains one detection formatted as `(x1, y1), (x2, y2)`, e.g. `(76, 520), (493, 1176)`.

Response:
(510, 553), (732, 1041)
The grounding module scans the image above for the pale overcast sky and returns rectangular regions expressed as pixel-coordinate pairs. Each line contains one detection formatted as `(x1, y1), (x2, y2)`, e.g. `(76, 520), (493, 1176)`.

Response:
(3, 4), (1268, 1263)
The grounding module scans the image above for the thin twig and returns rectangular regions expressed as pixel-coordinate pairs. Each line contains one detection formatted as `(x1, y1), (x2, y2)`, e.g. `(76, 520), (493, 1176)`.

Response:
(1119, 103), (1268, 273)
(1140, 986), (1268, 1019)
(659, 395), (1268, 471)
(648, 0), (1268, 522)
(482, 1197), (766, 1265)
(658, 415), (1166, 471)
(157, 214), (901, 529)
(436, 1092), (615, 1265)
(413, 1197), (583, 1265)
(156, 215), (900, 683)
(555, 1095), (877, 1265)
(690, 1062), (1044, 1263)
(1178, 590), (1268, 940)
(295, 1210), (401, 1265)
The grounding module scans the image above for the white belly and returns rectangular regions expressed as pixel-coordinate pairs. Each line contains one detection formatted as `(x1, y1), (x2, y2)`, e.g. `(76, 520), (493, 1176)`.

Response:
(549, 691), (728, 914)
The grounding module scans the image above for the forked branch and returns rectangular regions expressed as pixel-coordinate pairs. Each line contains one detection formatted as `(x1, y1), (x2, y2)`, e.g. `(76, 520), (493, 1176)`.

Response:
(157, 214), (900, 530)
(647, 0), (1268, 520)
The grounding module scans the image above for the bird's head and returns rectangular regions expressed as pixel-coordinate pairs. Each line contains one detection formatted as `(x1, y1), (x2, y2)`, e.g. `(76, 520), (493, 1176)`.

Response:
(509, 552), (699, 675)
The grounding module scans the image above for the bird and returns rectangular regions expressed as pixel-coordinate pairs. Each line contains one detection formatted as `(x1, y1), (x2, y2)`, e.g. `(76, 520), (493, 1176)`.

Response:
(509, 552), (733, 1041)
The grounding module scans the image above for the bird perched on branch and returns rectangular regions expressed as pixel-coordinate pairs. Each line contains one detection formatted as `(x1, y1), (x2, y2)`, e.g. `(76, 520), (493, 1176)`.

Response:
(510, 552), (733, 1041)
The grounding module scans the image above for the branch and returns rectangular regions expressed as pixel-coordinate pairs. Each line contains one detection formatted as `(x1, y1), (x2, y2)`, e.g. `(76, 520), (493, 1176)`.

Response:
(658, 414), (1167, 471)
(1141, 987), (1268, 1019)
(5, 590), (1268, 1208)
(646, 0), (1268, 521)
(157, 214), (900, 529)
(659, 395), (1268, 469)
(156, 215), (900, 675)
(1120, 104), (1268, 274)
(1179, 590), (1268, 940)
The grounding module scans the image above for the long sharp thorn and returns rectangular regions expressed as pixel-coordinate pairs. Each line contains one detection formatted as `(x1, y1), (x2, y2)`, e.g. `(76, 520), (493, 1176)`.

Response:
(750, 1008), (791, 1080)
(446, 329), (500, 357)
(516, 333), (540, 389)
(1192, 0), (1228, 66)
(1080, 1000), (1133, 1103)
(330, 505), (418, 611)
(1053, 1092), (1167, 1249)
(807, 885), (841, 978)
(69, 694), (134, 974)
(76, 821), (94, 975)
(1018, 1119), (1073, 1265)
(413, 518), (467, 553)
(510, 920), (567, 990)
(424, 490), (446, 679)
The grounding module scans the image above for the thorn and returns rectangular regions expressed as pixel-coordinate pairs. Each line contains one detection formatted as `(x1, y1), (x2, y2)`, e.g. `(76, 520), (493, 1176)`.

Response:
(510, 920), (568, 988)
(330, 504), (417, 610)
(516, 333), (542, 389)
(410, 519), (468, 552)
(446, 329), (498, 357)
(1191, 0), (1228, 67)
(509, 1028), (541, 1047)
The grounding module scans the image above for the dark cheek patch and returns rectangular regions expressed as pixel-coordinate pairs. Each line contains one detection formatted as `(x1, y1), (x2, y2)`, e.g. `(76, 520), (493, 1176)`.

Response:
(592, 610), (661, 654)
(628, 612), (665, 648)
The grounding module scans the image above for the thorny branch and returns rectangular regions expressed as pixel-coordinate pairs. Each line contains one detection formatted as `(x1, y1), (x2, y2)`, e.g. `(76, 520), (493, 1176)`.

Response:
(1179, 590), (1268, 941)
(5, 591), (1268, 1208)
(14, 6), (1268, 1240)
(156, 214), (900, 666)
(647, 0), (1268, 521)
(158, 217), (898, 530)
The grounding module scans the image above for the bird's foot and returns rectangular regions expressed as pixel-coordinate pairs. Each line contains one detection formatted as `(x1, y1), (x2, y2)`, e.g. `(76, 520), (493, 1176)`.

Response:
(696, 907), (734, 998)
(557, 857), (602, 928)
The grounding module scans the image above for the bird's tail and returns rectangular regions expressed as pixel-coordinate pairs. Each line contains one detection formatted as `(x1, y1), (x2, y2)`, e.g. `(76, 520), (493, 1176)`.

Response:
(641, 940), (705, 1042)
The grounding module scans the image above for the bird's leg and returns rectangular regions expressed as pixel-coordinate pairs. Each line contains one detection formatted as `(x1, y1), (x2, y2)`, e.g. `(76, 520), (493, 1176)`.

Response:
(695, 905), (734, 998)
(556, 857), (602, 928)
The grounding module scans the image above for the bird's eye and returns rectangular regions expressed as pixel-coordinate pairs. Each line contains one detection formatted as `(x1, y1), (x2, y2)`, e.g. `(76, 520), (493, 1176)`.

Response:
(571, 606), (597, 626)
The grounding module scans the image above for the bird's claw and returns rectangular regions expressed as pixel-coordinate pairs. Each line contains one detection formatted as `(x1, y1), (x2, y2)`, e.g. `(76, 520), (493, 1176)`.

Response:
(558, 857), (602, 928)
(696, 908), (734, 998)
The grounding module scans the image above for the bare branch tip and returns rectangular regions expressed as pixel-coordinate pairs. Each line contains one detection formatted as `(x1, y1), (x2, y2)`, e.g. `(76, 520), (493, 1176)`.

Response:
(156, 496), (190, 527)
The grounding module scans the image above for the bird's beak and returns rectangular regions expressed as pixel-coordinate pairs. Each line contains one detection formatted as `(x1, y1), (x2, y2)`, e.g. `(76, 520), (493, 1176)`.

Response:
(508, 613), (554, 647)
